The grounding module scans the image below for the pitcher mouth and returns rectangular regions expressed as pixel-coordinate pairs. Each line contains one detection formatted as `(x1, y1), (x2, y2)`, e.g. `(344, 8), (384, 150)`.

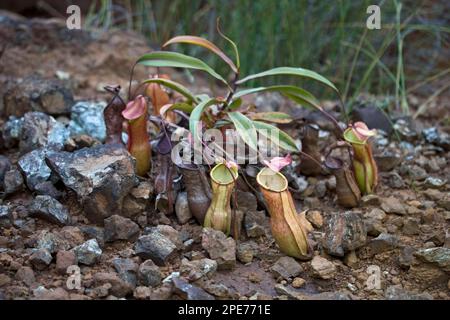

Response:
(210, 163), (238, 185)
(256, 167), (288, 192)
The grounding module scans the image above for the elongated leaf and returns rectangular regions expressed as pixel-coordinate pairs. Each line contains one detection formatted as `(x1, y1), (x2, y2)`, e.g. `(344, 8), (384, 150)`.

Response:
(248, 112), (293, 124)
(189, 98), (221, 142)
(163, 36), (238, 73)
(228, 112), (258, 151)
(160, 102), (194, 117)
(137, 51), (228, 86)
(227, 98), (242, 110)
(253, 121), (299, 152)
(142, 78), (197, 102)
(236, 67), (338, 92)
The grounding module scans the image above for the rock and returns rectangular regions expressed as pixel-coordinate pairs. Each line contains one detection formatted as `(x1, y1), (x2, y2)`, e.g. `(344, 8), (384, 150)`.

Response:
(398, 246), (415, 269)
(201, 228), (236, 270)
(366, 233), (398, 256)
(2, 168), (24, 194)
(112, 258), (138, 288)
(71, 239), (102, 265)
(18, 148), (52, 191)
(199, 280), (234, 298)
(180, 258), (217, 282)
(383, 172), (405, 189)
(363, 208), (387, 236)
(343, 251), (359, 268)
(385, 285), (433, 300)
(34, 287), (70, 300)
(93, 272), (133, 298)
(361, 194), (381, 206)
(0, 274), (11, 287)
(172, 276), (214, 300)
(79, 226), (105, 248)
(374, 150), (402, 172)
(0, 205), (12, 227)
(310, 256), (337, 280)
(0, 156), (11, 183)
(121, 181), (153, 218)
(137, 260), (162, 287)
(146, 225), (183, 250)
(414, 247), (450, 272)
(423, 177), (446, 189)
(68, 101), (106, 141)
(175, 192), (192, 224)
(381, 197), (407, 215)
(29, 195), (70, 226)
(3, 75), (74, 117)
(352, 105), (392, 134)
(402, 218), (420, 235)
(236, 191), (258, 212)
(271, 256), (303, 280)
(323, 211), (367, 257)
(46, 144), (137, 223)
(19, 112), (69, 154)
(306, 210), (323, 228)
(15, 266), (35, 286)
(422, 127), (450, 151)
(1, 116), (23, 148)
(244, 210), (267, 238)
(56, 250), (77, 275)
(104, 215), (140, 242)
(29, 248), (52, 270)
(134, 286), (151, 300)
(134, 232), (178, 266)
(292, 277), (306, 288)
(34, 181), (63, 199)
(236, 241), (257, 264)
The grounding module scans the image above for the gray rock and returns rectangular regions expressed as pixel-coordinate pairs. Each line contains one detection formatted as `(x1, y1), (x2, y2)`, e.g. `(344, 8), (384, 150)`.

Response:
(46, 144), (137, 223)
(366, 233), (398, 256)
(79, 226), (105, 248)
(145, 225), (183, 250)
(323, 211), (367, 257)
(175, 192), (192, 224)
(121, 181), (153, 218)
(201, 228), (236, 270)
(72, 239), (102, 265)
(138, 260), (162, 287)
(398, 246), (416, 269)
(0, 155), (11, 183)
(180, 258), (217, 281)
(15, 266), (35, 286)
(414, 247), (450, 272)
(1, 116), (23, 148)
(104, 215), (140, 242)
(18, 148), (52, 191)
(423, 177), (446, 189)
(0, 205), (12, 227)
(310, 256), (336, 280)
(402, 218), (420, 235)
(236, 241), (257, 264)
(112, 258), (138, 288)
(134, 232), (178, 266)
(374, 150), (402, 172)
(29, 195), (70, 226)
(381, 197), (407, 215)
(2, 169), (24, 194)
(19, 112), (69, 154)
(34, 230), (59, 253)
(93, 272), (133, 298)
(385, 285), (433, 300)
(244, 210), (267, 238)
(34, 181), (63, 199)
(422, 127), (450, 151)
(3, 75), (74, 117)
(172, 276), (214, 300)
(69, 101), (106, 141)
(29, 248), (53, 270)
(236, 191), (258, 212)
(271, 256), (303, 280)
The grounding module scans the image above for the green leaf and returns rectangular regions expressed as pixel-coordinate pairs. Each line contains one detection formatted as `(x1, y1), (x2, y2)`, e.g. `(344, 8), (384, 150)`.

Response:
(137, 51), (229, 87)
(228, 112), (258, 151)
(248, 112), (293, 124)
(253, 121), (299, 152)
(227, 98), (242, 110)
(236, 67), (338, 92)
(163, 35), (238, 73)
(160, 102), (194, 116)
(189, 98), (221, 143)
(233, 85), (321, 110)
(142, 78), (197, 103)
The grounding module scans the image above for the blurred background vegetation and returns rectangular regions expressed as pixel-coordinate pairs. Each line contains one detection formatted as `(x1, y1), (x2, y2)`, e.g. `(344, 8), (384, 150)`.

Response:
(2, 0), (449, 112)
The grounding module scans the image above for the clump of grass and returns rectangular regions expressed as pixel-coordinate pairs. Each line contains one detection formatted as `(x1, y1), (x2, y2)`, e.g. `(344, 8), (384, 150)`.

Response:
(85, 0), (449, 115)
